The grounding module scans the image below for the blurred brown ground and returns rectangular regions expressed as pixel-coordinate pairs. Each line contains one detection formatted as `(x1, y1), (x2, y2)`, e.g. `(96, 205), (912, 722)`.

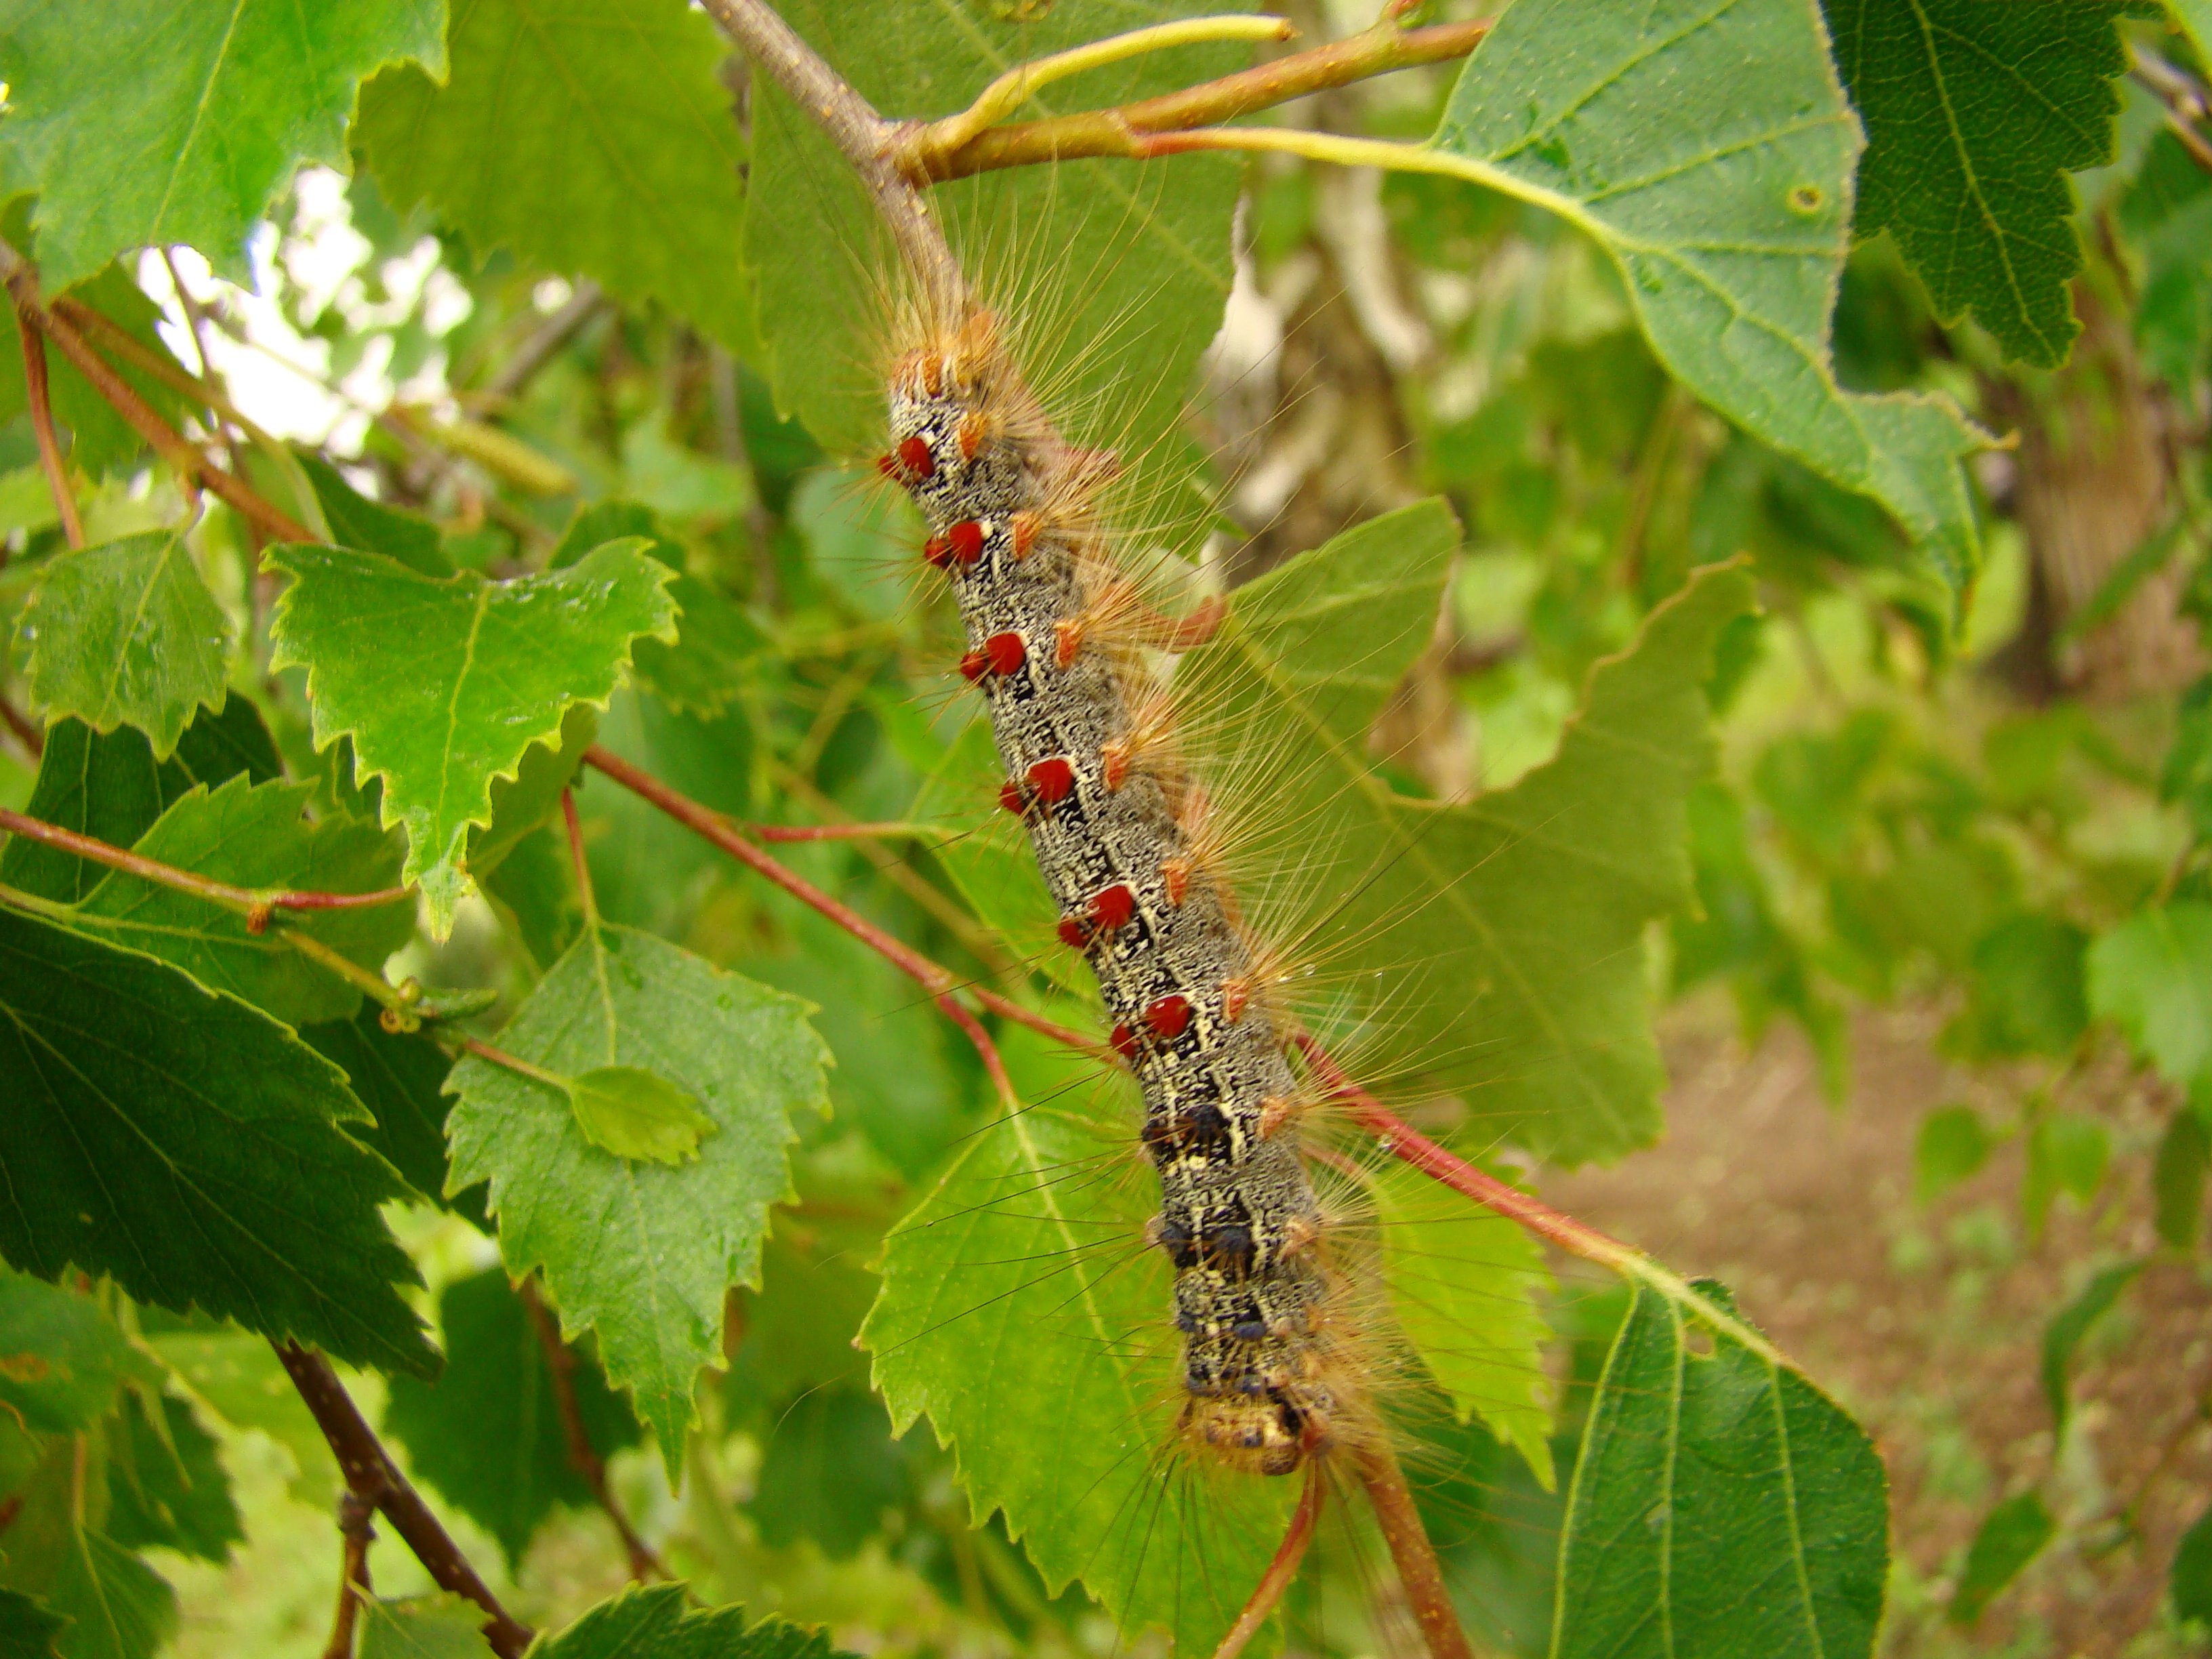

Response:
(1547, 996), (2212, 1658)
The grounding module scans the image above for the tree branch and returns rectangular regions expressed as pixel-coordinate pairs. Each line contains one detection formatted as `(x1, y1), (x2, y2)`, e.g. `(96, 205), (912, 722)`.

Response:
(15, 291), (85, 550)
(321, 1491), (376, 1659)
(274, 1344), (534, 1659)
(0, 805), (412, 933)
(1352, 1442), (1475, 1659)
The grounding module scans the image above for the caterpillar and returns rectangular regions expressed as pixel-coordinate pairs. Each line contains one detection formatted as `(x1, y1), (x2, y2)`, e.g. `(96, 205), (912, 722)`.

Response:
(876, 302), (1366, 1481)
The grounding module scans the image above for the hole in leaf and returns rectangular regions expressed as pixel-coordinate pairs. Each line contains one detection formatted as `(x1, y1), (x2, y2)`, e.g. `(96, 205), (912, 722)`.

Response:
(1788, 183), (1824, 215)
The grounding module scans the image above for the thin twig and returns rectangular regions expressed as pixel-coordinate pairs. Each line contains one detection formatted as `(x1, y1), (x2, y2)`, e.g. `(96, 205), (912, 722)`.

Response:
(1353, 1443), (1475, 1659)
(274, 1345), (534, 1659)
(16, 291), (84, 550)
(0, 805), (411, 931)
(322, 1492), (377, 1659)
(1212, 1463), (1323, 1659)
(905, 17), (1492, 182)
(481, 280), (607, 401)
(516, 1277), (669, 1582)
(0, 695), (44, 761)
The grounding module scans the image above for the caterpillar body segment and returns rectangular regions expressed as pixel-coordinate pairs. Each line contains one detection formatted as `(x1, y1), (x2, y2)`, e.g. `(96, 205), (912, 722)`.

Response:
(885, 311), (1357, 1478)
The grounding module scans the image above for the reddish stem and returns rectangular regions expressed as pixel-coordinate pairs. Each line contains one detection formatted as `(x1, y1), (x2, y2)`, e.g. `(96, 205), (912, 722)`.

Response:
(0, 806), (412, 930)
(1353, 1441), (1475, 1659)
(321, 1491), (375, 1659)
(16, 293), (84, 550)
(1213, 1464), (1324, 1659)
(0, 696), (43, 761)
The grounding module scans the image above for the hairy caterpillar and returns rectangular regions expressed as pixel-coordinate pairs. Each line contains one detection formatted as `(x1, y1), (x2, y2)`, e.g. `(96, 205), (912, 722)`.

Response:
(878, 302), (1364, 1478)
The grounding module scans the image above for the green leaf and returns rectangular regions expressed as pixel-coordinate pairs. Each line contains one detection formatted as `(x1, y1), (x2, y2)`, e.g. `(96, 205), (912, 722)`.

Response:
(864, 1027), (1291, 1656)
(1370, 1160), (1556, 1490)
(103, 1391), (243, 1565)
(355, 1593), (497, 1659)
(445, 924), (829, 1475)
(16, 532), (232, 760)
(0, 906), (434, 1376)
(2041, 1258), (2142, 1435)
(1553, 1280), (1887, 1659)
(564, 1065), (717, 1166)
(265, 538), (678, 937)
(531, 1584), (844, 1659)
(0, 256), (193, 479)
(470, 704), (597, 881)
(1948, 1490), (2054, 1626)
(0, 1589), (66, 1659)
(2174, 0), (2212, 60)
(356, 0), (751, 352)
(1824, 0), (2127, 368)
(60, 774), (410, 1026)
(1176, 520), (1754, 1164)
(2164, 676), (2212, 841)
(746, 0), (1250, 548)
(1, 699), (279, 903)
(383, 1267), (640, 1568)
(1959, 912), (2088, 1057)
(2176, 1503), (2212, 1626)
(0, 0), (445, 289)
(2154, 1109), (2209, 1250)
(141, 1324), (338, 1504)
(2022, 1112), (2108, 1235)
(1914, 1104), (1992, 1202)
(0, 1269), (153, 1433)
(1433, 0), (1984, 598)
(301, 1005), (478, 1224)
(20, 1530), (176, 1659)
(748, 1386), (908, 1561)
(2087, 902), (2212, 1090)
(298, 454), (453, 577)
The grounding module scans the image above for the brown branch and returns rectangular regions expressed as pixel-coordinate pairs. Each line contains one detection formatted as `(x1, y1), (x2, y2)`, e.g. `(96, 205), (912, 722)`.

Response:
(1213, 1463), (1323, 1659)
(695, 0), (966, 306)
(516, 1277), (669, 1582)
(16, 291), (84, 550)
(905, 18), (1492, 183)
(0, 696), (43, 762)
(322, 1491), (377, 1659)
(1353, 1442), (1475, 1659)
(0, 806), (412, 930)
(274, 1345), (534, 1659)
(0, 237), (313, 543)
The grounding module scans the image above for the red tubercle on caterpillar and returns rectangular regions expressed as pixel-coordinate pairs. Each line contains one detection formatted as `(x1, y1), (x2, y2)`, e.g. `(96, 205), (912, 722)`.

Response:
(1026, 756), (1076, 805)
(958, 410), (992, 462)
(1109, 1021), (1137, 1061)
(896, 434), (935, 481)
(922, 518), (986, 572)
(1058, 881), (1139, 949)
(1145, 993), (1192, 1041)
(998, 780), (1027, 817)
(960, 631), (1027, 682)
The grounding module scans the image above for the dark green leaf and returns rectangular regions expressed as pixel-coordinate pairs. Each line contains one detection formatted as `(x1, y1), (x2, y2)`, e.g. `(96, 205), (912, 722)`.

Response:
(265, 539), (677, 937)
(0, 1269), (154, 1432)
(445, 924), (829, 1473)
(16, 531), (232, 759)
(565, 1065), (717, 1166)
(298, 454), (453, 577)
(357, 0), (751, 352)
(1435, 0), (1983, 597)
(1961, 913), (2089, 1056)
(1824, 0), (2128, 367)
(1553, 1280), (1887, 1659)
(2023, 1112), (2109, 1234)
(2165, 676), (2212, 840)
(0, 906), (434, 1376)
(749, 1386), (907, 1561)
(301, 1005), (478, 1225)
(0, 0), (445, 287)
(103, 1391), (243, 1565)
(531, 1585), (844, 1659)
(9, 1529), (176, 1659)
(2176, 1503), (2212, 1625)
(354, 1594), (497, 1659)
(0, 1590), (65, 1659)
(383, 1267), (640, 1568)
(476, 823), (581, 975)
(2087, 902), (2212, 1090)
(2040, 1258), (2142, 1434)
(468, 704), (596, 882)
(61, 775), (410, 1026)
(1914, 1104), (1992, 1202)
(2155, 1109), (2209, 1250)
(1948, 1490), (2054, 1625)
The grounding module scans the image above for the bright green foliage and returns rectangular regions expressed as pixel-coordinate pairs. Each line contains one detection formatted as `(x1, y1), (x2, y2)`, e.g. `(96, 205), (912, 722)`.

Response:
(1824, 0), (2128, 367)
(0, 1591), (64, 1659)
(384, 1267), (640, 1567)
(265, 538), (677, 936)
(1949, 1490), (2054, 1625)
(355, 1594), (497, 1659)
(16, 533), (231, 759)
(302, 1006), (474, 1219)
(746, 0), (1250, 543)
(140, 1324), (338, 1504)
(0, 0), (445, 288)
(1553, 1282), (1887, 1659)
(0, 907), (434, 1376)
(2177, 1504), (2212, 1625)
(2089, 903), (2212, 1090)
(749, 1387), (909, 1559)
(564, 1065), (718, 1165)
(532, 1585), (844, 1659)
(1435, 0), (1984, 599)
(2119, 135), (2212, 388)
(865, 1027), (1291, 1658)
(1181, 516), (1754, 1164)
(16, 1529), (176, 1659)
(2155, 1110), (2209, 1250)
(0, 1271), (152, 1433)
(300, 454), (453, 577)
(1914, 1104), (1993, 1202)
(0, 259), (192, 478)
(103, 1391), (243, 1564)
(1370, 1160), (1556, 1489)
(445, 924), (829, 1473)
(62, 775), (409, 1026)
(2041, 1258), (2142, 1434)
(357, 0), (752, 352)
(469, 703), (596, 880)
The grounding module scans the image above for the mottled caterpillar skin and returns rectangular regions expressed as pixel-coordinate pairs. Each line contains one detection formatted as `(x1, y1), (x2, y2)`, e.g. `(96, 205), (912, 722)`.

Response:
(883, 313), (1341, 1475)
